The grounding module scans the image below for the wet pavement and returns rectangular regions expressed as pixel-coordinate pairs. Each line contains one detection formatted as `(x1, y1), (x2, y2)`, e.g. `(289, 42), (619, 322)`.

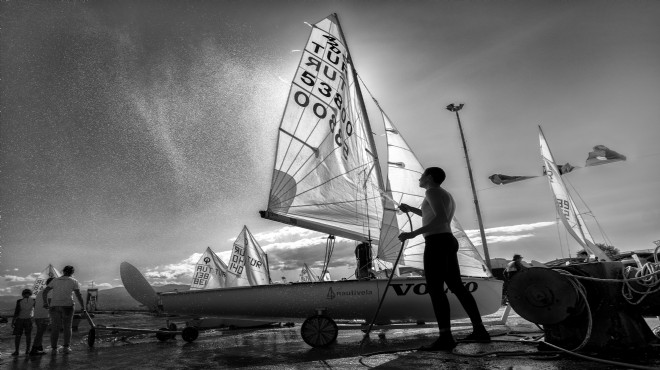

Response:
(1, 307), (659, 369)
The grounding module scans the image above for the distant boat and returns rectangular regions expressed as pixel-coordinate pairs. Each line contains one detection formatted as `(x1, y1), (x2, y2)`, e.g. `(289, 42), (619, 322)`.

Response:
(538, 126), (612, 261)
(32, 264), (60, 295)
(298, 263), (320, 282)
(155, 14), (502, 347)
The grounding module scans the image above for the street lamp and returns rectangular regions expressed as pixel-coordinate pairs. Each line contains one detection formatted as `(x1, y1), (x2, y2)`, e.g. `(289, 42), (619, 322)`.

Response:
(446, 103), (492, 270)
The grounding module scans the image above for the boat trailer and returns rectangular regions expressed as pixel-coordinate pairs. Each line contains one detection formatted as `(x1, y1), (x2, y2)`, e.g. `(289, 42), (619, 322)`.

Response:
(508, 262), (660, 354)
(82, 311), (200, 347)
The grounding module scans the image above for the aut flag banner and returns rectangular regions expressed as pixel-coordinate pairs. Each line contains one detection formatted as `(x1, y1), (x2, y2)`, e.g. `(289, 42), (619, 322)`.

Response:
(488, 174), (537, 185)
(585, 145), (627, 166)
(32, 264), (61, 295)
(190, 247), (228, 290)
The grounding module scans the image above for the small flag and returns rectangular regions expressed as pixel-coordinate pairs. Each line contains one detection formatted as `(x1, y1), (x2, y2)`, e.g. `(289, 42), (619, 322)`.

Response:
(557, 163), (576, 175)
(488, 174), (536, 185)
(585, 145), (626, 166)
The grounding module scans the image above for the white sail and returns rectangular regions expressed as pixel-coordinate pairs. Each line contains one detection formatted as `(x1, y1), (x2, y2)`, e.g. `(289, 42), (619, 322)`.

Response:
(538, 126), (611, 261)
(378, 112), (491, 277)
(227, 226), (271, 286)
(190, 247), (228, 290)
(32, 264), (61, 295)
(262, 14), (384, 243)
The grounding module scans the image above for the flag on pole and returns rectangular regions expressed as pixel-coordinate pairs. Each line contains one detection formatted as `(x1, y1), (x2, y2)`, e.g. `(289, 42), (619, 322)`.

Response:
(585, 145), (626, 166)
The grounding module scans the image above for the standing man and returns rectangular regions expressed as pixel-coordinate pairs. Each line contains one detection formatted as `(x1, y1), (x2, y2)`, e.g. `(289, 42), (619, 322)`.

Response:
(42, 266), (86, 354)
(399, 167), (490, 351)
(30, 277), (54, 356)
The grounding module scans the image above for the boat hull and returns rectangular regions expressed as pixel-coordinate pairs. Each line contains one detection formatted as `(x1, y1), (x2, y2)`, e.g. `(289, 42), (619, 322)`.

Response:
(159, 277), (503, 323)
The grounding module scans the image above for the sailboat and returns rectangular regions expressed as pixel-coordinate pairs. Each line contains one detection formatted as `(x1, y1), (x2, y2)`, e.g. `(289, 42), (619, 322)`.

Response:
(190, 247), (229, 290)
(32, 264), (61, 295)
(298, 263), (320, 282)
(538, 126), (612, 261)
(155, 14), (502, 347)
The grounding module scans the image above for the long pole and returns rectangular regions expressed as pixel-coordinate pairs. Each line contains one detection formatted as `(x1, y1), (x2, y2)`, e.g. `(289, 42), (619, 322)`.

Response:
(446, 104), (492, 270)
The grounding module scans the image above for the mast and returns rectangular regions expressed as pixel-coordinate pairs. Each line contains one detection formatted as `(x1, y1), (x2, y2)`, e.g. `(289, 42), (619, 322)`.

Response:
(446, 104), (492, 270)
(333, 13), (386, 193)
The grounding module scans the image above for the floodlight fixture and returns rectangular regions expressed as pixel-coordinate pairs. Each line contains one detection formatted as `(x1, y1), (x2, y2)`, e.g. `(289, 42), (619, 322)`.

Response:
(446, 103), (464, 112)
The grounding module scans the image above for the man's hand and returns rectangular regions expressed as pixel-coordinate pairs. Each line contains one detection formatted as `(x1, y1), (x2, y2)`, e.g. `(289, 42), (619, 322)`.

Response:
(399, 203), (411, 213)
(398, 232), (414, 242)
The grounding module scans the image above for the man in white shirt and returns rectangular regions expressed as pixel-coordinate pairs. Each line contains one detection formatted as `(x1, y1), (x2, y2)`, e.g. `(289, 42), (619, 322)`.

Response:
(42, 266), (86, 354)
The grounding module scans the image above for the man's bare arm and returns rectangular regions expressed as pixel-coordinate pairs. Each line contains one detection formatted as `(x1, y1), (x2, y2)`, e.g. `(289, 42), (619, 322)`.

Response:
(74, 289), (85, 311)
(399, 203), (422, 217)
(42, 286), (52, 307)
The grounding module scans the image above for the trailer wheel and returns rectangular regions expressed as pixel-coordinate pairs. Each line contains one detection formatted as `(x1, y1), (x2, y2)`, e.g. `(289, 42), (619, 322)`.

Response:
(301, 315), (338, 347)
(156, 327), (175, 341)
(182, 327), (199, 342)
(87, 328), (96, 347)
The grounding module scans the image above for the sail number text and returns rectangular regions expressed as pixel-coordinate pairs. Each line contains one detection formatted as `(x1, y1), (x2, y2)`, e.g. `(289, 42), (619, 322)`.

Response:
(556, 198), (570, 217)
(293, 34), (353, 160)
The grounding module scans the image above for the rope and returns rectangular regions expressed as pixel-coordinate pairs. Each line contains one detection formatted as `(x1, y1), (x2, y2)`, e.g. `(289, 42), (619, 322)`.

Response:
(621, 246), (660, 305)
(553, 269), (593, 351)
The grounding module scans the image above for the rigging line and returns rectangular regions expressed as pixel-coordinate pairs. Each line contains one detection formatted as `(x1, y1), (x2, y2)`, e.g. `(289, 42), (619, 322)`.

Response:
(272, 133), (332, 199)
(387, 143), (417, 153)
(284, 194), (383, 209)
(280, 208), (381, 230)
(388, 165), (423, 179)
(390, 190), (425, 200)
(563, 176), (614, 247)
(275, 158), (376, 206)
(272, 104), (324, 194)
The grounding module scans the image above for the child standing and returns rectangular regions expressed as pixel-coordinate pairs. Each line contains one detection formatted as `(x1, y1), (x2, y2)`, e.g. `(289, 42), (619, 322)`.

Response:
(12, 289), (35, 356)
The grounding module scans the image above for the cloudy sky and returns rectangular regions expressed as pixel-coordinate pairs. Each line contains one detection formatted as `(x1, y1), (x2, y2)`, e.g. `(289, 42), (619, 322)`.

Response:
(2, 0), (659, 295)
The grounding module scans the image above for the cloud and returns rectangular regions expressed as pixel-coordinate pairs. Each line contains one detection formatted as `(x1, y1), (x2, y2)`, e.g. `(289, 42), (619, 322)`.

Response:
(3, 275), (33, 283)
(464, 221), (555, 246)
(143, 252), (203, 286)
(138, 222), (556, 286)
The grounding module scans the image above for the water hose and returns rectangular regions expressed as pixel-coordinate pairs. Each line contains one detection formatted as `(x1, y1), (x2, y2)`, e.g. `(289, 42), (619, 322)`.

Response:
(359, 211), (413, 353)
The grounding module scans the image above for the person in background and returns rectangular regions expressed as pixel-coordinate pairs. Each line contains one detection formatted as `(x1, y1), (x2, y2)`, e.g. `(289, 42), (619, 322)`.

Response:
(42, 266), (86, 354)
(398, 167), (490, 352)
(503, 254), (527, 304)
(11, 288), (35, 356)
(504, 254), (526, 281)
(30, 277), (54, 356)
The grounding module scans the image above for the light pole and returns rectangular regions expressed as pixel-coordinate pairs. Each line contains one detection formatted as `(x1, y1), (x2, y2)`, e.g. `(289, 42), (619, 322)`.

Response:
(446, 103), (492, 271)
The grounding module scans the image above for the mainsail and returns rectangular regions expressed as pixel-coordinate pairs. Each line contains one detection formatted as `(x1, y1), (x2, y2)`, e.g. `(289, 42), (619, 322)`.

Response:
(190, 247), (228, 290)
(262, 14), (491, 278)
(227, 226), (271, 286)
(538, 126), (611, 261)
(377, 112), (491, 277)
(261, 14), (384, 243)
(32, 264), (61, 295)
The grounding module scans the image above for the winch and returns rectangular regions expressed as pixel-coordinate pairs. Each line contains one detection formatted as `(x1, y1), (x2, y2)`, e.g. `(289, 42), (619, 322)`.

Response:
(508, 262), (660, 354)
